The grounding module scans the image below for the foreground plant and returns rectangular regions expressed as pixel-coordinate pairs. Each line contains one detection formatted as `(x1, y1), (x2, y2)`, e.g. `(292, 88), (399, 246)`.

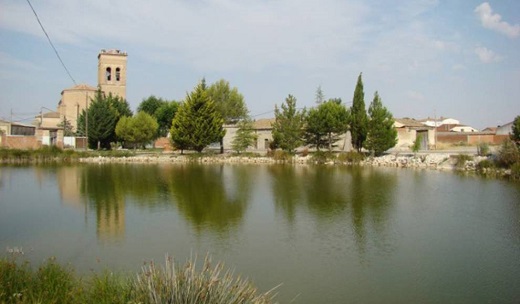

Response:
(135, 255), (277, 304)
(0, 255), (277, 304)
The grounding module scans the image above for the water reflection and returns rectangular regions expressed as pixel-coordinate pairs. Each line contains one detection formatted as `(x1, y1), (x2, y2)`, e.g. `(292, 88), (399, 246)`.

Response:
(268, 165), (397, 256)
(167, 164), (251, 234)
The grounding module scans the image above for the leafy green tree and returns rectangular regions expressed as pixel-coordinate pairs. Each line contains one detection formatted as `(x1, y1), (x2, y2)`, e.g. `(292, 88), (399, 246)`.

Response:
(350, 73), (368, 152)
(207, 79), (248, 153)
(272, 95), (306, 153)
(511, 115), (520, 146)
(365, 91), (397, 156)
(231, 117), (258, 153)
(305, 99), (349, 151)
(115, 116), (134, 145)
(116, 112), (159, 148)
(137, 95), (166, 116)
(155, 101), (179, 137)
(77, 90), (131, 149)
(170, 79), (225, 153)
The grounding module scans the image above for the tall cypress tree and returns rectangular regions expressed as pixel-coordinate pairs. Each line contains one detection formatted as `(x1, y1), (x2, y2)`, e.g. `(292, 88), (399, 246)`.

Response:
(170, 79), (225, 153)
(350, 73), (368, 152)
(365, 91), (397, 156)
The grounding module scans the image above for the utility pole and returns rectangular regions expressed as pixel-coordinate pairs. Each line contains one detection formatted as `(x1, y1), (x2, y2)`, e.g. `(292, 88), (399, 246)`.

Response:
(434, 109), (437, 150)
(85, 96), (89, 149)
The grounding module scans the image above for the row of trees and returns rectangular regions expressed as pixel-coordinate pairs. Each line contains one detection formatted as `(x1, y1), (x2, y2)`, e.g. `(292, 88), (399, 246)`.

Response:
(76, 78), (249, 151)
(272, 73), (397, 156)
(78, 74), (396, 155)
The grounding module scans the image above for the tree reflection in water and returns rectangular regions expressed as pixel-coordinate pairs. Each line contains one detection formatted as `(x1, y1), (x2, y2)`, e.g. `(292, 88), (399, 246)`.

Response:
(268, 165), (397, 257)
(167, 164), (252, 234)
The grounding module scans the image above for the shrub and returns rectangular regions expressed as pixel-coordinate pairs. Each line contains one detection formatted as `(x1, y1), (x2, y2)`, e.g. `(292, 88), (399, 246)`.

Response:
(337, 151), (365, 164)
(497, 139), (520, 168)
(310, 151), (335, 164)
(511, 162), (520, 180)
(272, 150), (292, 162)
(476, 159), (495, 171)
(0, 256), (277, 304)
(412, 135), (422, 153)
(135, 255), (276, 304)
(477, 142), (490, 156)
(454, 154), (473, 169)
(300, 147), (309, 157)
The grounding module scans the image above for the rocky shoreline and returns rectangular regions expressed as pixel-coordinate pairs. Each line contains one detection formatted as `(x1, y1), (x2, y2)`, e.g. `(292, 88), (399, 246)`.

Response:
(78, 152), (496, 172)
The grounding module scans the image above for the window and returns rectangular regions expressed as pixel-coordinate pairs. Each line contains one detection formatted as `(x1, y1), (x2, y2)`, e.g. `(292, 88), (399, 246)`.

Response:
(116, 67), (121, 81)
(106, 67), (112, 81)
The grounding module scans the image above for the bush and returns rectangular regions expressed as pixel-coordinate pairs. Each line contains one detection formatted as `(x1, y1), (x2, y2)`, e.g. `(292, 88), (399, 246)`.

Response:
(511, 162), (520, 180)
(454, 154), (473, 169)
(337, 151), (365, 164)
(310, 151), (335, 164)
(135, 255), (276, 304)
(476, 159), (495, 171)
(497, 139), (520, 168)
(272, 150), (292, 162)
(0, 256), (276, 304)
(477, 142), (490, 156)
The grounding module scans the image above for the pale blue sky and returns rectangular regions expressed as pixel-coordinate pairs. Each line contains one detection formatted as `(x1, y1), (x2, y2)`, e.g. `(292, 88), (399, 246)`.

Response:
(0, 0), (519, 129)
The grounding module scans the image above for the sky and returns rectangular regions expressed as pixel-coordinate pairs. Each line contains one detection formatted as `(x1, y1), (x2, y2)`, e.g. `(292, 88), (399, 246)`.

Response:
(0, 0), (519, 129)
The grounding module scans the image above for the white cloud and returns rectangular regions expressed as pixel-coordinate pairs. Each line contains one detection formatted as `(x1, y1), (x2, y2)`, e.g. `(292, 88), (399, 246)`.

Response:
(0, 0), (370, 72)
(474, 46), (502, 63)
(475, 2), (520, 38)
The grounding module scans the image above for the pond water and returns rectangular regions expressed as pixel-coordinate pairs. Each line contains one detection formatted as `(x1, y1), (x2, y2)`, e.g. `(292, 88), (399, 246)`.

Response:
(1, 164), (519, 303)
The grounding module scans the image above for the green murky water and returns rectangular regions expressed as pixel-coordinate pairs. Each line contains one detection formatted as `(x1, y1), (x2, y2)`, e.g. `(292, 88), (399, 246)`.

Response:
(1, 164), (519, 303)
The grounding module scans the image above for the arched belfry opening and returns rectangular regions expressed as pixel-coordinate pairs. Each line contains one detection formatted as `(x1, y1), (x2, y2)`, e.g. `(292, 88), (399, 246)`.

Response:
(98, 49), (127, 100)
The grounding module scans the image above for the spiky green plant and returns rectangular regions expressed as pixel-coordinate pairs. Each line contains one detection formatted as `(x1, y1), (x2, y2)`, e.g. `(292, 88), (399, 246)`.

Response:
(135, 255), (277, 304)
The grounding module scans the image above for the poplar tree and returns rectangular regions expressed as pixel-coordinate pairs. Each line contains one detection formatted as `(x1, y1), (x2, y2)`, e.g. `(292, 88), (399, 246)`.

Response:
(350, 73), (368, 152)
(272, 94), (306, 153)
(365, 91), (397, 156)
(170, 79), (225, 153)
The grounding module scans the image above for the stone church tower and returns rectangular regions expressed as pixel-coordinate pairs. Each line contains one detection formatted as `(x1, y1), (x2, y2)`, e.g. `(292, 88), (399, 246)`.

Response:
(97, 49), (127, 100)
(55, 49), (128, 132)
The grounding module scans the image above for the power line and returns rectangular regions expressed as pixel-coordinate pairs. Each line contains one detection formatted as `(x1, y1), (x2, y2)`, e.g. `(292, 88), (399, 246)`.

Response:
(26, 0), (77, 85)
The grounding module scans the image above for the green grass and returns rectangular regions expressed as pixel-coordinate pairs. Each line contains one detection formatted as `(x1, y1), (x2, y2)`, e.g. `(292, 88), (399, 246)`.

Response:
(0, 147), (135, 164)
(0, 256), (276, 304)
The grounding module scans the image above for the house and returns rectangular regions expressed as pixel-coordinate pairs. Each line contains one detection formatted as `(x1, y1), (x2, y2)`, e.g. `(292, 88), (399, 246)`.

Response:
(253, 118), (276, 150)
(419, 117), (460, 130)
(481, 127), (497, 134)
(449, 125), (479, 133)
(496, 121), (513, 136)
(394, 118), (436, 150)
(0, 119), (40, 149)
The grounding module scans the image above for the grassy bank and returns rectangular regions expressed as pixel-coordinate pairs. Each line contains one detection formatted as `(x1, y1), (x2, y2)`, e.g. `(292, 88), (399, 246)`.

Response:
(0, 256), (276, 304)
(0, 147), (135, 164)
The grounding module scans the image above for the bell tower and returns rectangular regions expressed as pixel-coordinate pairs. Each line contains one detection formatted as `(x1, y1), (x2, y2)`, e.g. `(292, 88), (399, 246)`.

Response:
(97, 49), (127, 100)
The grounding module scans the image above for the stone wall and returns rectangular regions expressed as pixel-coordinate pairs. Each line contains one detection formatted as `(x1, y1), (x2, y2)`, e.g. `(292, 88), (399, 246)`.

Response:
(1, 135), (40, 149)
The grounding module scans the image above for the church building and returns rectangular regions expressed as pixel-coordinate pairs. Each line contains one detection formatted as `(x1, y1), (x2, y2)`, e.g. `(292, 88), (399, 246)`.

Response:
(55, 49), (128, 132)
